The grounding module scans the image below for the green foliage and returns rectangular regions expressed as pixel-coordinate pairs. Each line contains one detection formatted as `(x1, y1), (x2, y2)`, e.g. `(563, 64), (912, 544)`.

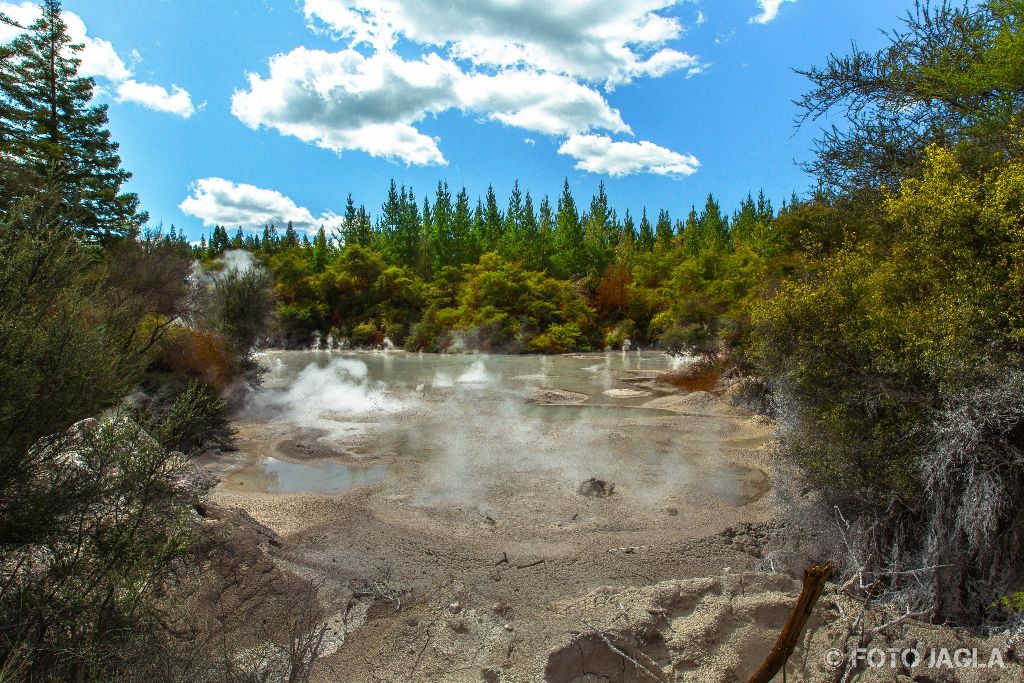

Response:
(991, 592), (1024, 613)
(796, 0), (1024, 191)
(199, 170), (792, 359)
(0, 0), (144, 240)
(753, 145), (1024, 502)
(0, 189), (151, 544)
(0, 189), (201, 679)
(1, 413), (197, 680)
(212, 266), (275, 354)
(148, 380), (227, 454)
(528, 323), (587, 354)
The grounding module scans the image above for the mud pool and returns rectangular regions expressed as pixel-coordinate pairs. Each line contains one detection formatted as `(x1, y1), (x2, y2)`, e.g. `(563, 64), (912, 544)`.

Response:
(223, 350), (768, 507)
(205, 350), (782, 682)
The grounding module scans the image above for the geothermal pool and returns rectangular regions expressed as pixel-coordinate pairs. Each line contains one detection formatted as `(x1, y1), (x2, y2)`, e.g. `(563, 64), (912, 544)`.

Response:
(219, 351), (768, 507)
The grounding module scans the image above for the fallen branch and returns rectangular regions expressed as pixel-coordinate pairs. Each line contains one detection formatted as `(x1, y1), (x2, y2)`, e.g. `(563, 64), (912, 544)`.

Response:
(749, 562), (833, 683)
(573, 617), (666, 683)
(515, 559), (545, 569)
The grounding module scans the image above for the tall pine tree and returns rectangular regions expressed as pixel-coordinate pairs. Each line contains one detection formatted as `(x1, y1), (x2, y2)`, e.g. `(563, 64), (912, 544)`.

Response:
(0, 0), (144, 240)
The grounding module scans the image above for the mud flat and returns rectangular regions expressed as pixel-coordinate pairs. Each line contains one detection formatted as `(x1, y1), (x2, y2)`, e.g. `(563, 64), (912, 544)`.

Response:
(199, 352), (1019, 681)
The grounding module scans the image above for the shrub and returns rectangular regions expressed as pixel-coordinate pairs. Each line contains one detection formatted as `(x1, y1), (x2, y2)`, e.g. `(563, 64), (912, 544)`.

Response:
(351, 321), (380, 347)
(211, 266), (274, 355)
(152, 327), (237, 389)
(527, 323), (586, 354)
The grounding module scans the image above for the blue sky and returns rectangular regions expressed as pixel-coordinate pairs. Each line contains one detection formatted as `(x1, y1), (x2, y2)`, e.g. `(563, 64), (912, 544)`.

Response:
(5, 0), (917, 239)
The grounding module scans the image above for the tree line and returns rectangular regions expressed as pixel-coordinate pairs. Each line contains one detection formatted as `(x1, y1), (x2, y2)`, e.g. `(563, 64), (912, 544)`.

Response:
(193, 181), (785, 355)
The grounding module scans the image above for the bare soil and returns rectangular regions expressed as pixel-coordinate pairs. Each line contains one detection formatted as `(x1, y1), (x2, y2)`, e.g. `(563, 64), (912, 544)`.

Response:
(195, 370), (1021, 682)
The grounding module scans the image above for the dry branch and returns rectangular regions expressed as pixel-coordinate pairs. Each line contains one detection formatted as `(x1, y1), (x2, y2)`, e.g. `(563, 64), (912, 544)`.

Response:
(749, 562), (833, 683)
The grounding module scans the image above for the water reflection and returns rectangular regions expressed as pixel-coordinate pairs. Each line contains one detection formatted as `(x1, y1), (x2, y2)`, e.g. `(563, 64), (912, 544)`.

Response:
(224, 457), (387, 494)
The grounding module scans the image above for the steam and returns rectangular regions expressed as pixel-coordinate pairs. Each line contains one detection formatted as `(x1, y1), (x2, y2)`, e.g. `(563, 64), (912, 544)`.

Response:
(238, 351), (762, 508)
(218, 249), (257, 273)
(245, 357), (405, 431)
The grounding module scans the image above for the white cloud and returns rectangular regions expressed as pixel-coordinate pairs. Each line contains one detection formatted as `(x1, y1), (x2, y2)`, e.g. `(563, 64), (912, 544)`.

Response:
(116, 80), (195, 118)
(0, 2), (194, 117)
(232, 48), (630, 165)
(304, 0), (703, 87)
(557, 134), (699, 177)
(180, 177), (344, 233)
(232, 1), (704, 174)
(523, 137), (536, 146)
(60, 10), (132, 81)
(749, 0), (795, 24)
(457, 69), (628, 136)
(232, 47), (458, 165)
(0, 2), (37, 43)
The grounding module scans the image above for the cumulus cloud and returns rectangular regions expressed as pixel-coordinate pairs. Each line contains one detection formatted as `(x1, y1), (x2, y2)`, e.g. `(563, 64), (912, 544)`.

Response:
(0, 1), (194, 117)
(116, 80), (195, 118)
(232, 48), (630, 164)
(456, 69), (629, 136)
(749, 0), (796, 24)
(232, 47), (457, 165)
(232, 0), (701, 173)
(303, 0), (703, 87)
(180, 177), (344, 233)
(557, 134), (699, 177)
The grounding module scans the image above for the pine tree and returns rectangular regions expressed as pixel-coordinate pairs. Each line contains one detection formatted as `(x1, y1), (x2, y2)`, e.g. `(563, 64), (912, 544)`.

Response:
(380, 179), (402, 248)
(537, 195), (554, 272)
(472, 197), (486, 258)
(584, 181), (613, 275)
(637, 209), (655, 251)
(431, 181), (453, 271)
(552, 179), (586, 278)
(618, 209), (636, 259)
(655, 209), (673, 250)
(756, 189), (774, 223)
(341, 193), (358, 245)
(0, 0), (144, 240)
(419, 194), (432, 278)
(483, 184), (503, 252)
(313, 226), (328, 273)
(284, 221), (298, 248)
(521, 191), (540, 270)
(681, 207), (699, 255)
(503, 180), (524, 260)
(452, 187), (475, 265)
(697, 193), (728, 251)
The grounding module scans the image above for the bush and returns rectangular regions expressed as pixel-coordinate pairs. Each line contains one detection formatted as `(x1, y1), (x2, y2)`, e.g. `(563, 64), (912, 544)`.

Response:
(211, 266), (274, 355)
(527, 323), (586, 354)
(351, 321), (380, 347)
(750, 148), (1024, 621)
(152, 327), (238, 389)
(1, 414), (198, 680)
(602, 321), (633, 350)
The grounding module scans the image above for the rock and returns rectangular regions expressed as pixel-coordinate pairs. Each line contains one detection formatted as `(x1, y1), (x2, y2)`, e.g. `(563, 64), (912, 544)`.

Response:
(578, 478), (615, 497)
(525, 388), (589, 405)
(449, 601), (462, 614)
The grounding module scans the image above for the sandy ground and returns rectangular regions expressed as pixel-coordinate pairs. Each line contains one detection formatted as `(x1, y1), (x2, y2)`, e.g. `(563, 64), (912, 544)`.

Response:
(199, 369), (1021, 682)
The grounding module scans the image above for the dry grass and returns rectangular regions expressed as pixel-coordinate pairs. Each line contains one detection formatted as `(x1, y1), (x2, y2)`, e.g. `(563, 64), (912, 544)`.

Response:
(656, 364), (722, 392)
(152, 327), (237, 389)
